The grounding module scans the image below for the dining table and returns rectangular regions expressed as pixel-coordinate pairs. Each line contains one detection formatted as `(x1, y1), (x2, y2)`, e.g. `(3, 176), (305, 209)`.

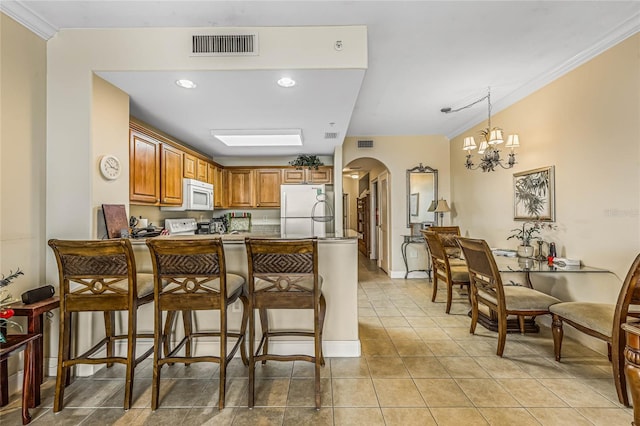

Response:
(471, 252), (610, 333)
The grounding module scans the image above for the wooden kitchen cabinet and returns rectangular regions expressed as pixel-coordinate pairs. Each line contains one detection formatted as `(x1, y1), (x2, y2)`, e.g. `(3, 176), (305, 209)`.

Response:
(183, 153), (197, 179)
(129, 130), (161, 204)
(226, 169), (254, 208)
(255, 169), (282, 207)
(160, 144), (183, 205)
(207, 163), (215, 185)
(196, 158), (208, 182)
(213, 166), (225, 208)
(282, 166), (333, 184)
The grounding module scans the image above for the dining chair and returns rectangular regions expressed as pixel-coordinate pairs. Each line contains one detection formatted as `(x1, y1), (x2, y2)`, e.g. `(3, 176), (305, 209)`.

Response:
(456, 236), (561, 356)
(245, 238), (326, 409)
(421, 230), (470, 313)
(48, 238), (155, 411)
(145, 238), (248, 410)
(549, 253), (640, 406)
(429, 226), (463, 259)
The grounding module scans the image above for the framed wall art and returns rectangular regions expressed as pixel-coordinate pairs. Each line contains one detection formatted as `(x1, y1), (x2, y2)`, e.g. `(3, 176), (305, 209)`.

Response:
(513, 166), (555, 221)
(410, 193), (419, 216)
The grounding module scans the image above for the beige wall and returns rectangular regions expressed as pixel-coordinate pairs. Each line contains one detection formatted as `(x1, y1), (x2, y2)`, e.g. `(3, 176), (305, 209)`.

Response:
(0, 13), (47, 383)
(92, 75), (130, 239)
(451, 33), (639, 281)
(343, 135), (450, 276)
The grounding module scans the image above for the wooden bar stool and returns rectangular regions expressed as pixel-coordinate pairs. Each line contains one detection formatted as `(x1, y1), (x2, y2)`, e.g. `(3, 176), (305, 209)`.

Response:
(146, 238), (248, 410)
(48, 239), (155, 411)
(0, 333), (40, 424)
(245, 238), (326, 409)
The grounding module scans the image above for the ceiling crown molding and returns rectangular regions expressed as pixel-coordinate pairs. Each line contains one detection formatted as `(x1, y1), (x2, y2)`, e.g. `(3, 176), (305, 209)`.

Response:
(0, 0), (58, 40)
(446, 10), (640, 140)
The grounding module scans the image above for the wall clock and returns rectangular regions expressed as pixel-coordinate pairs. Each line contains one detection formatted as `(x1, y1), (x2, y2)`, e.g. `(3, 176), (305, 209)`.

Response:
(99, 155), (121, 180)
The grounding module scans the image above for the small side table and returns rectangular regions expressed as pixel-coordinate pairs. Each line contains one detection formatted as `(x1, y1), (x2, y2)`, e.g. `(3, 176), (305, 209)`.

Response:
(401, 235), (431, 280)
(0, 296), (59, 407)
(0, 333), (41, 424)
(622, 321), (640, 425)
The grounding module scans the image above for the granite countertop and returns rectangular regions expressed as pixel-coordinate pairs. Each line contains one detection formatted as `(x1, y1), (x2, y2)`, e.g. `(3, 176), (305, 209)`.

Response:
(129, 232), (357, 244)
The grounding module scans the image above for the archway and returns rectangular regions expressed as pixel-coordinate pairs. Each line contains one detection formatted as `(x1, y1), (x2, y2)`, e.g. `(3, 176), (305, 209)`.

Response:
(342, 157), (390, 273)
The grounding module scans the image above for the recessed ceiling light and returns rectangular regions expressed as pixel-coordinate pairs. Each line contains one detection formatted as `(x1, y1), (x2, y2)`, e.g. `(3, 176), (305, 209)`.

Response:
(211, 129), (303, 146)
(176, 79), (197, 89)
(277, 77), (296, 88)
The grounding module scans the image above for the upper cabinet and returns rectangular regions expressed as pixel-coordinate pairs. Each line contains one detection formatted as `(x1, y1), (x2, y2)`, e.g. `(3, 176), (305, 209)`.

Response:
(129, 119), (217, 207)
(212, 166), (225, 208)
(183, 153), (197, 179)
(226, 169), (254, 208)
(160, 144), (183, 205)
(196, 158), (208, 182)
(129, 130), (161, 204)
(282, 166), (333, 184)
(255, 169), (282, 208)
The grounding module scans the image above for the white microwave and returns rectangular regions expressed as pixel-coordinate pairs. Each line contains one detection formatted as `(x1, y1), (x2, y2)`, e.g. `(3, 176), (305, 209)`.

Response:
(161, 178), (214, 211)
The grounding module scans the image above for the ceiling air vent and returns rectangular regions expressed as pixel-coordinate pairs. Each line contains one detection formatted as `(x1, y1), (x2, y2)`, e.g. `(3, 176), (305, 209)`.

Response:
(358, 140), (374, 148)
(324, 132), (339, 140)
(191, 33), (259, 56)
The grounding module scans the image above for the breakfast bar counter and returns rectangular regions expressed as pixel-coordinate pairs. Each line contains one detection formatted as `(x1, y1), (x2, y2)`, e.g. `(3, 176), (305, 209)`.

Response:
(130, 235), (361, 358)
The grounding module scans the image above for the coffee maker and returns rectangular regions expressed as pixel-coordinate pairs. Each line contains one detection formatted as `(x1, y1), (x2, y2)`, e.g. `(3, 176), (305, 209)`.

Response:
(209, 217), (226, 234)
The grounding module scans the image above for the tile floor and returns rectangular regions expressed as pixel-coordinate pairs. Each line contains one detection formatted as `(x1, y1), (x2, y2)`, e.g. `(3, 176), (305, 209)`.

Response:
(0, 254), (634, 425)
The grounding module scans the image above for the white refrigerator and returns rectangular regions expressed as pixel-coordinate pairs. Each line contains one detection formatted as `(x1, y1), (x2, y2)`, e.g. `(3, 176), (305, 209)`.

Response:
(280, 184), (332, 238)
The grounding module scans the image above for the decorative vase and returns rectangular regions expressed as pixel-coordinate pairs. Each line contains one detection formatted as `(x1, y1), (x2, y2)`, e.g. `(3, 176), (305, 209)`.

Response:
(517, 245), (534, 258)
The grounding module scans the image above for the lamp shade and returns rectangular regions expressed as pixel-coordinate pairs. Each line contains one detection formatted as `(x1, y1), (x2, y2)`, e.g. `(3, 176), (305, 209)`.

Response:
(477, 140), (488, 155)
(427, 200), (437, 212)
(462, 136), (477, 151)
(488, 128), (504, 145)
(505, 134), (520, 148)
(433, 199), (450, 213)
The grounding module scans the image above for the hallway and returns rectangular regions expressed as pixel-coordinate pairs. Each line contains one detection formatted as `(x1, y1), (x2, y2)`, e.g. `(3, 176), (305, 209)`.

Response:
(0, 254), (633, 425)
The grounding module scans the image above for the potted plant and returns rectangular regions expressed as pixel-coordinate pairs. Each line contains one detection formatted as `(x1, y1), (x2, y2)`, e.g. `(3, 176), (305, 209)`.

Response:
(507, 222), (543, 258)
(289, 155), (324, 170)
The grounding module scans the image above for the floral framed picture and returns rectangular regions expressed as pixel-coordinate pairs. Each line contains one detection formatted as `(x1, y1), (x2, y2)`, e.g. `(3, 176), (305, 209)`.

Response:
(513, 166), (555, 221)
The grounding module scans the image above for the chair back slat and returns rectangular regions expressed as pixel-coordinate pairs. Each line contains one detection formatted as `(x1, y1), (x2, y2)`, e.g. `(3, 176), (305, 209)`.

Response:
(146, 238), (226, 298)
(48, 239), (138, 303)
(245, 238), (319, 295)
(429, 226), (462, 257)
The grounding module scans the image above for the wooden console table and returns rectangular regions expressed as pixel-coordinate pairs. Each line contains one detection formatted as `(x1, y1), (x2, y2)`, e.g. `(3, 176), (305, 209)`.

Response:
(0, 296), (59, 407)
(622, 321), (640, 426)
(401, 235), (432, 280)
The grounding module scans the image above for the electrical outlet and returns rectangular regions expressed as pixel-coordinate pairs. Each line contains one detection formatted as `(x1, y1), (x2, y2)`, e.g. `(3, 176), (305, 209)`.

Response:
(231, 301), (241, 312)
(409, 251), (418, 258)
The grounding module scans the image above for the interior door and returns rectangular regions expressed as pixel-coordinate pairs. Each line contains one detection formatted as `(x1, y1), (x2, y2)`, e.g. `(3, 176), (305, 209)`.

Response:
(378, 172), (389, 273)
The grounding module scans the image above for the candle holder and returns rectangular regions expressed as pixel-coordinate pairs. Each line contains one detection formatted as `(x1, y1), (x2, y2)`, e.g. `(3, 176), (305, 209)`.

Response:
(535, 240), (547, 261)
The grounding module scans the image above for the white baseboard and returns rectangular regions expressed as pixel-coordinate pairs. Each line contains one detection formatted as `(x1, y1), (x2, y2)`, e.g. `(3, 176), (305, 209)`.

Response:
(46, 338), (361, 378)
(390, 270), (429, 279)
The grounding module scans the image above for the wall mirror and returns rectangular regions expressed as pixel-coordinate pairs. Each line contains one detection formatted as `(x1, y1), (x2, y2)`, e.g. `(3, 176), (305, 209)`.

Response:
(406, 163), (438, 230)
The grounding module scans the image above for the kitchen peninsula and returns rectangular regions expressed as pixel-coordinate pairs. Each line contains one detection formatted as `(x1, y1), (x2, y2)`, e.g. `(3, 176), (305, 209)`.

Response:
(131, 234), (360, 358)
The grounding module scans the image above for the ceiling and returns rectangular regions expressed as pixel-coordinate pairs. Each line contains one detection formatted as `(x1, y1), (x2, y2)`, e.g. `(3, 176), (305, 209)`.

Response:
(3, 1), (639, 161)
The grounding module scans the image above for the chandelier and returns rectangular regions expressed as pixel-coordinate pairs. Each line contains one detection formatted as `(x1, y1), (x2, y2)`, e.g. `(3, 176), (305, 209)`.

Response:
(441, 88), (520, 172)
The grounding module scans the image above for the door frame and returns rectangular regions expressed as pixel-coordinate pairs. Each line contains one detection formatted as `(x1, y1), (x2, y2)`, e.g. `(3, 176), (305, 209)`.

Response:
(377, 171), (390, 273)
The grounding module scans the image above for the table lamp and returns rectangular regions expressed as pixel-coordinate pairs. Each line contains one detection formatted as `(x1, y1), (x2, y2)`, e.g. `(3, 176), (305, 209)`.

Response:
(433, 199), (450, 226)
